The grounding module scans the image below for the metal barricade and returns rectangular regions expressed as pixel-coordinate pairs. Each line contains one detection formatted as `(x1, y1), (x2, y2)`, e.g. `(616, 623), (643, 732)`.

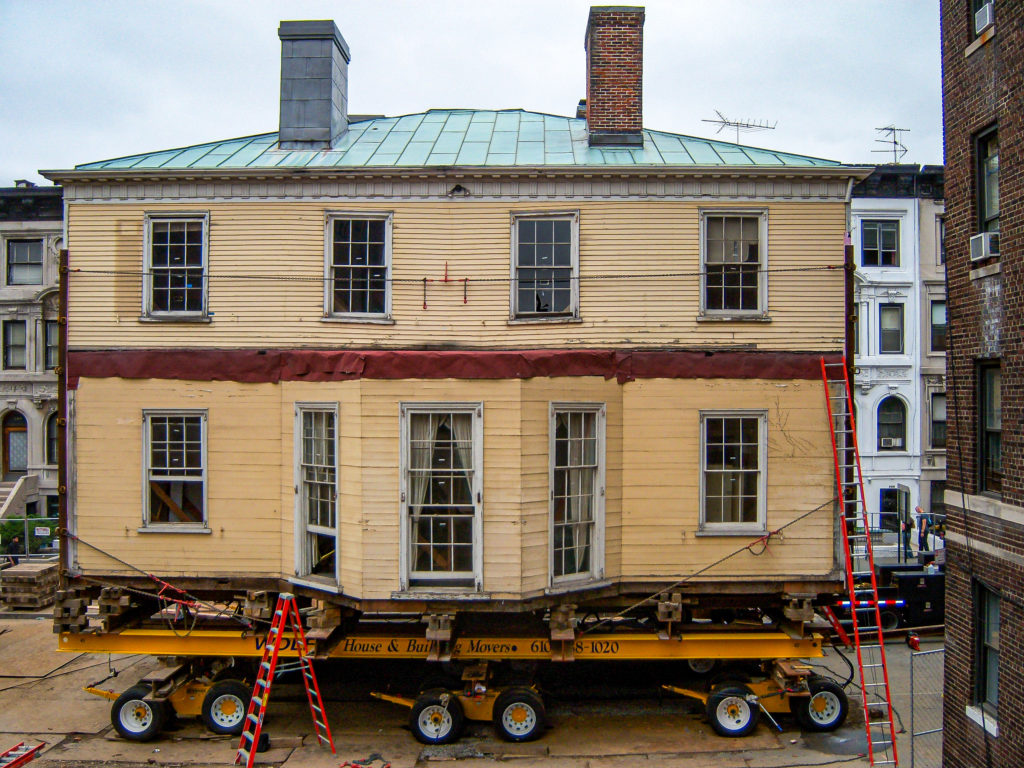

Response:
(1, 515), (60, 565)
(910, 646), (944, 768)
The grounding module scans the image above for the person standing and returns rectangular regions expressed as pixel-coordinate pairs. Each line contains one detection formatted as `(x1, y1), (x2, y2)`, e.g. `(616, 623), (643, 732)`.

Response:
(4, 534), (24, 566)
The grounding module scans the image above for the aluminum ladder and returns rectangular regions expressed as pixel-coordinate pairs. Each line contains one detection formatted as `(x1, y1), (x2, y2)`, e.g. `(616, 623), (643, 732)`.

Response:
(821, 357), (899, 766)
(235, 593), (335, 767)
(0, 742), (44, 768)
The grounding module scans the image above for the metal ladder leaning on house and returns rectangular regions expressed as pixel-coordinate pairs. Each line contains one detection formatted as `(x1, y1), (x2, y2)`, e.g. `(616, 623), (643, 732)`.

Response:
(235, 593), (336, 768)
(0, 742), (44, 768)
(820, 357), (900, 767)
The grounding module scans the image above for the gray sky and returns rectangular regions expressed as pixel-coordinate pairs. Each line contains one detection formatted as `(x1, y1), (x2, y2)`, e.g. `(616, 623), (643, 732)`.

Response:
(0, 0), (942, 186)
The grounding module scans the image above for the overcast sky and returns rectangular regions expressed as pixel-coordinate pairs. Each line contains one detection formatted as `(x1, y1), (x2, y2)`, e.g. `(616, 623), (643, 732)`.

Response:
(0, 0), (942, 186)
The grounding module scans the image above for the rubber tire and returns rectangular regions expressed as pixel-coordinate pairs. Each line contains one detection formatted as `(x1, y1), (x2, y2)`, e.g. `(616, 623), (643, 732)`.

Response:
(790, 676), (849, 732)
(686, 658), (719, 677)
(409, 690), (465, 745)
(880, 610), (901, 631)
(706, 684), (759, 737)
(493, 687), (547, 742)
(201, 679), (252, 735)
(111, 684), (168, 742)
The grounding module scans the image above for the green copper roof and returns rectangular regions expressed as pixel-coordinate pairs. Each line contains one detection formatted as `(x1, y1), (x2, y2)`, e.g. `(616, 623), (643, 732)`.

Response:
(75, 110), (840, 171)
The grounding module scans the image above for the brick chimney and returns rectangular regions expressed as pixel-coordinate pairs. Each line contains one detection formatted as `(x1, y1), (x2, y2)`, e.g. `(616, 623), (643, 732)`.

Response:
(278, 20), (350, 150)
(584, 6), (644, 147)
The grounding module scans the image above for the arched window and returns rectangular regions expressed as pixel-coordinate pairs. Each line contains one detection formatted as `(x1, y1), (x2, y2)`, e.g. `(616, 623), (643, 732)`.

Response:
(46, 412), (58, 466)
(2, 411), (27, 481)
(877, 397), (906, 451)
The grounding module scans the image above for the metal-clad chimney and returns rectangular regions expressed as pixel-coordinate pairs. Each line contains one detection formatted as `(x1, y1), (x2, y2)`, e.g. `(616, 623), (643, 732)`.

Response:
(584, 6), (645, 147)
(278, 20), (350, 150)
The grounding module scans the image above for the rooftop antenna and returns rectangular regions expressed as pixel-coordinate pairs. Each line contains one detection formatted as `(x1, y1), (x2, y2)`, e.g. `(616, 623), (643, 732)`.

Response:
(701, 110), (777, 144)
(872, 125), (909, 164)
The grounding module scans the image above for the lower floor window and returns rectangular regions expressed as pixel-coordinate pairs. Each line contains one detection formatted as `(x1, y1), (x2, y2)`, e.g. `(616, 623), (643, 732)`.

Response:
(403, 405), (481, 587)
(551, 405), (604, 581)
(145, 411), (206, 525)
(976, 584), (1000, 711)
(701, 412), (765, 529)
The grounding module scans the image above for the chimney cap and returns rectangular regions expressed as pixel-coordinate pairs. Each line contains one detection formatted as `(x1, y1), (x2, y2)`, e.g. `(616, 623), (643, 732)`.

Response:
(278, 20), (350, 62)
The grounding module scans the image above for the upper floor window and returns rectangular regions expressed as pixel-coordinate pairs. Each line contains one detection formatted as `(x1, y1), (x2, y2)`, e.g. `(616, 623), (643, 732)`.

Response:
(931, 393), (947, 449)
(975, 583), (999, 712)
(930, 301), (947, 352)
(700, 412), (766, 531)
(861, 220), (899, 267)
(877, 397), (906, 451)
(511, 213), (579, 319)
(45, 412), (59, 466)
(938, 217), (947, 265)
(144, 214), (208, 317)
(977, 130), (999, 234)
(45, 320), (59, 370)
(144, 410), (207, 526)
(327, 214), (391, 318)
(979, 363), (1001, 495)
(2, 321), (26, 370)
(702, 213), (766, 315)
(6, 239), (43, 285)
(879, 304), (904, 354)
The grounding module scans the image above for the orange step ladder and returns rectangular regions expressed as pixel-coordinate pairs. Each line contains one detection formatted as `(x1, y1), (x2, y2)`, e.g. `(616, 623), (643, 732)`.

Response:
(0, 742), (44, 768)
(235, 593), (335, 767)
(821, 357), (899, 766)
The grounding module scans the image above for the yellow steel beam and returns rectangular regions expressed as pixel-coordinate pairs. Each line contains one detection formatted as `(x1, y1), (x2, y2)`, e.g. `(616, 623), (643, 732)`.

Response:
(60, 630), (823, 661)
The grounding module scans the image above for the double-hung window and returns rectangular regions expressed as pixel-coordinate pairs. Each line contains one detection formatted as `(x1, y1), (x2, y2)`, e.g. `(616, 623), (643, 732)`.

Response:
(144, 411), (206, 527)
(511, 213), (579, 319)
(977, 129), (999, 234)
(861, 220), (900, 267)
(401, 403), (482, 589)
(3, 320), (26, 370)
(879, 304), (904, 354)
(877, 397), (906, 451)
(979, 363), (1001, 495)
(326, 214), (391, 319)
(6, 239), (43, 285)
(701, 212), (766, 315)
(700, 412), (766, 531)
(931, 393), (947, 449)
(295, 405), (338, 583)
(550, 404), (605, 583)
(46, 412), (59, 466)
(976, 584), (1000, 713)
(144, 214), (208, 318)
(930, 301), (947, 352)
(45, 321), (59, 370)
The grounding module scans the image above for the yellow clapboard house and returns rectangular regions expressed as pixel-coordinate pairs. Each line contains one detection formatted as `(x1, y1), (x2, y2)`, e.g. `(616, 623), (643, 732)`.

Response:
(46, 9), (869, 626)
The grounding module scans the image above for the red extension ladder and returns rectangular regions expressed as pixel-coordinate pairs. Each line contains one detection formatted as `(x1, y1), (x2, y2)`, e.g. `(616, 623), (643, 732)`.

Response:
(235, 593), (335, 767)
(821, 357), (899, 766)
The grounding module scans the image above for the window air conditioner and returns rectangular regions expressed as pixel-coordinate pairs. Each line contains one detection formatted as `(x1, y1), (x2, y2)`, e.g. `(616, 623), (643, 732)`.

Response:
(879, 437), (903, 449)
(975, 2), (994, 35)
(970, 232), (999, 262)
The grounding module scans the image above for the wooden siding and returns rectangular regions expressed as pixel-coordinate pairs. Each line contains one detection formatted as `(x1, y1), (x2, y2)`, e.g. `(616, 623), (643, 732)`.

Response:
(73, 376), (835, 599)
(66, 201), (846, 351)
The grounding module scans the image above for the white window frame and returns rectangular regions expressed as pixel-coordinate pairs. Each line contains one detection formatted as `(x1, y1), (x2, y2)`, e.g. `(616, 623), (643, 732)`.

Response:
(141, 409), (208, 531)
(142, 212), (210, 320)
(879, 303), (905, 354)
(699, 209), (769, 318)
(399, 402), (484, 590)
(509, 211), (580, 321)
(292, 403), (340, 589)
(323, 211), (393, 322)
(549, 402), (606, 586)
(2, 319), (27, 370)
(699, 410), (767, 533)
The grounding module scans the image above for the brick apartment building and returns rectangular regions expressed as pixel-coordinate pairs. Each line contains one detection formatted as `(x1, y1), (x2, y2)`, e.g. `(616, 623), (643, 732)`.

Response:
(941, 0), (1023, 765)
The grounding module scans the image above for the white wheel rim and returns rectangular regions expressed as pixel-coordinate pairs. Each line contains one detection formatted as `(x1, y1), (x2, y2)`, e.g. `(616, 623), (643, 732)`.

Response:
(120, 698), (154, 733)
(808, 690), (841, 725)
(716, 695), (752, 731)
(418, 704), (453, 739)
(210, 693), (245, 727)
(501, 701), (538, 736)
(688, 659), (716, 674)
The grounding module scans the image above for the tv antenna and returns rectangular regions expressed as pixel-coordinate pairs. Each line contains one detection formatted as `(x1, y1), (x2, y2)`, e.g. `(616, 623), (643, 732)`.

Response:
(873, 125), (909, 163)
(701, 110), (777, 144)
